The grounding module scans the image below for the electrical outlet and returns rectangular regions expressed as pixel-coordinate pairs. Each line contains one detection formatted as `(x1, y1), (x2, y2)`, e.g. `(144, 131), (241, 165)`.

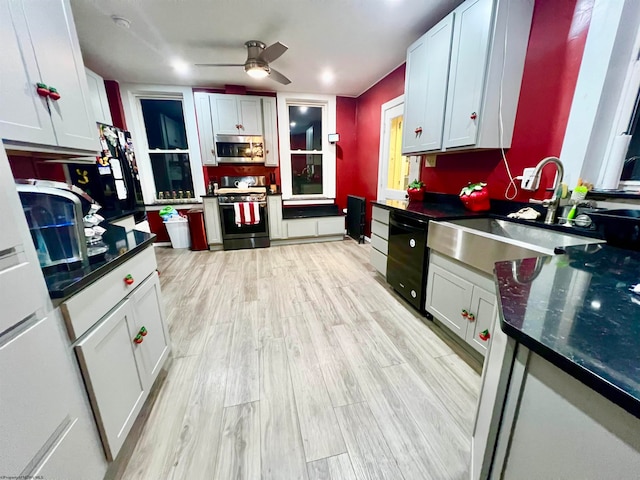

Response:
(521, 167), (540, 191)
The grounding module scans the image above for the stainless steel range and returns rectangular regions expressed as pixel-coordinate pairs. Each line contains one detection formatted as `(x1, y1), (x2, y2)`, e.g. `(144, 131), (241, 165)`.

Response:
(217, 176), (270, 250)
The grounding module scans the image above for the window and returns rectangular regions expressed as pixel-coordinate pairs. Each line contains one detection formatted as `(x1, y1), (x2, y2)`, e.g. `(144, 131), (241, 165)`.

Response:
(139, 99), (194, 201)
(277, 93), (336, 204)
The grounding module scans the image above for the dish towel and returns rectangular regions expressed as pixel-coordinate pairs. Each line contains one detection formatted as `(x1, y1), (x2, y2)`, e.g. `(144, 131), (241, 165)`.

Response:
(234, 202), (261, 226)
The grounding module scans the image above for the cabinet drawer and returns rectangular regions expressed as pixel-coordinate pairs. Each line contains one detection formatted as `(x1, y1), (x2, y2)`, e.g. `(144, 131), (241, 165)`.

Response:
(318, 216), (344, 236)
(0, 316), (73, 474)
(0, 254), (45, 334)
(62, 246), (157, 341)
(371, 234), (388, 255)
(370, 248), (388, 277)
(75, 300), (146, 461)
(286, 219), (318, 238)
(371, 220), (389, 240)
(372, 206), (390, 225)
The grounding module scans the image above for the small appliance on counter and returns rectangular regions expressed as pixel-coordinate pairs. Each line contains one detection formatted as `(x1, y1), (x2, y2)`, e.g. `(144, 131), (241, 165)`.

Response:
(16, 180), (107, 272)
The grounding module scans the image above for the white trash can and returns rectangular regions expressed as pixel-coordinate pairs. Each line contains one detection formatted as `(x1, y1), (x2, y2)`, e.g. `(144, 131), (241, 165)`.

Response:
(164, 216), (191, 249)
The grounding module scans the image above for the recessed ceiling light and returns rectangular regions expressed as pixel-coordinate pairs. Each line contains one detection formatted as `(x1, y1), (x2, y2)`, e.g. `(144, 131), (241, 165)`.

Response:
(321, 70), (335, 85)
(299, 106), (308, 113)
(111, 15), (131, 29)
(171, 59), (190, 75)
(290, 122), (296, 127)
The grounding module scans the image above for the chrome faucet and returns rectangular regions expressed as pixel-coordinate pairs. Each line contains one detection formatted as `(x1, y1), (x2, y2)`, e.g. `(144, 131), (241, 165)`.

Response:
(528, 156), (564, 225)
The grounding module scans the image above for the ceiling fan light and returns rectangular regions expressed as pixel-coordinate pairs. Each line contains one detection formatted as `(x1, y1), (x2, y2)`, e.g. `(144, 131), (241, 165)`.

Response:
(246, 66), (269, 79)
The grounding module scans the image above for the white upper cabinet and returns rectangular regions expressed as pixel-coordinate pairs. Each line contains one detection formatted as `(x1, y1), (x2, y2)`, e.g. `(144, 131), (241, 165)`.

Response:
(0, 0), (97, 153)
(402, 13), (454, 154)
(402, 0), (534, 154)
(194, 92), (217, 166)
(85, 68), (113, 126)
(443, 0), (493, 148)
(211, 94), (262, 136)
(261, 97), (279, 166)
(194, 93), (279, 166)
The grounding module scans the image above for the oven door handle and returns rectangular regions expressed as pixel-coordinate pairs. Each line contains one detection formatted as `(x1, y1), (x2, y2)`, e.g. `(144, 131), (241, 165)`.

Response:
(219, 202), (267, 207)
(389, 218), (426, 232)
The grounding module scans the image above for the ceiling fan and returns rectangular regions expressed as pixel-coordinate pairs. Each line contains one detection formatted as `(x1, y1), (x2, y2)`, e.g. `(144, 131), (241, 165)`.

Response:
(196, 40), (291, 85)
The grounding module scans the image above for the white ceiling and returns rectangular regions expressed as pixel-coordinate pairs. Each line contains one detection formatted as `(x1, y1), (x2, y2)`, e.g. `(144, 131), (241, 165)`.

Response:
(70, 0), (462, 97)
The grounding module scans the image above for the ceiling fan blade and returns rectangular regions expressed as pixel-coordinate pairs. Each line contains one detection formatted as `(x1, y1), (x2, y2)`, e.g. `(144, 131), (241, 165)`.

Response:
(268, 68), (291, 85)
(195, 63), (244, 67)
(259, 42), (288, 63)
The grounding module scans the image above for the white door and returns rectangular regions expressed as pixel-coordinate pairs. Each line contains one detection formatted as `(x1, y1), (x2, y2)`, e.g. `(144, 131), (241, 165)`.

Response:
(85, 68), (113, 125)
(0, 0), (56, 146)
(466, 285), (497, 356)
(23, 0), (97, 151)
(378, 97), (421, 201)
(75, 300), (146, 460)
(130, 273), (170, 390)
(262, 97), (279, 166)
(443, 0), (494, 149)
(237, 96), (262, 135)
(426, 263), (474, 340)
(212, 95), (241, 134)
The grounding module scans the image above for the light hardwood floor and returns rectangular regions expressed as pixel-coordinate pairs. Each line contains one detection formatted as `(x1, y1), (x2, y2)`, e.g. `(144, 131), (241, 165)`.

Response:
(120, 239), (481, 480)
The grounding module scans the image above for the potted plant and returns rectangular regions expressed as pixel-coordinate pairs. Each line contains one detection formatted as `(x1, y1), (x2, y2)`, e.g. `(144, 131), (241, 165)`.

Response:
(407, 179), (426, 202)
(460, 182), (490, 211)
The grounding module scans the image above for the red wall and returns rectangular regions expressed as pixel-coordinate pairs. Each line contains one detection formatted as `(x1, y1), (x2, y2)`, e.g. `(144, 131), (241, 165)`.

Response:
(335, 65), (406, 231)
(421, 0), (595, 201)
(8, 156), (66, 182)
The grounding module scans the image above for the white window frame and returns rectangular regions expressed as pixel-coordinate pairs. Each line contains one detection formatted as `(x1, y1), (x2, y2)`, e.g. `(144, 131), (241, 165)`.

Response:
(119, 84), (205, 205)
(560, 0), (640, 190)
(276, 92), (336, 205)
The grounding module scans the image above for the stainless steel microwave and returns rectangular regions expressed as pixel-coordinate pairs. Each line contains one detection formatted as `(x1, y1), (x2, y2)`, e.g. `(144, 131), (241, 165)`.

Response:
(214, 135), (264, 164)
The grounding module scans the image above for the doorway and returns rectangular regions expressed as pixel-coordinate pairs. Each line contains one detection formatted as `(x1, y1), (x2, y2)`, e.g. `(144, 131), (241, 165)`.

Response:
(377, 95), (421, 201)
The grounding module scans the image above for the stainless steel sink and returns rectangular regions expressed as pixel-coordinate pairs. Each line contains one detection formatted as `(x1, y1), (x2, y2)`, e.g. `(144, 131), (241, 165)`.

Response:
(428, 217), (604, 275)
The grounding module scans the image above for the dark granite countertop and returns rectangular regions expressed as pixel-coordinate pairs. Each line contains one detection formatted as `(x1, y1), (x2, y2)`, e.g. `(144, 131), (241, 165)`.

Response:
(495, 244), (640, 418)
(372, 198), (485, 220)
(44, 224), (155, 301)
(283, 204), (343, 219)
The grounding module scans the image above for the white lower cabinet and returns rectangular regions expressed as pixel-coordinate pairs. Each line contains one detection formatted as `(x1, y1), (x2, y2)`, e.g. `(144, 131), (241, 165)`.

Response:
(370, 206), (390, 278)
(426, 252), (496, 355)
(73, 271), (169, 461)
(267, 195), (284, 239)
(203, 197), (222, 246)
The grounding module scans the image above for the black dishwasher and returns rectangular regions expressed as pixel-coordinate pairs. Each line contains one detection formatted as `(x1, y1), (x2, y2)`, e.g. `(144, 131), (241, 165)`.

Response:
(387, 211), (429, 311)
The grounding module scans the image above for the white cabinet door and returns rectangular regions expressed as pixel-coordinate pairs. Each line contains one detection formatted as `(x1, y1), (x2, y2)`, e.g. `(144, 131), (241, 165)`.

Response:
(1, 316), (77, 474)
(267, 195), (284, 239)
(212, 95), (241, 135)
(130, 272), (170, 390)
(420, 13), (454, 151)
(426, 263), (474, 340)
(85, 68), (113, 126)
(22, 0), (97, 152)
(238, 96), (262, 135)
(443, 0), (494, 149)
(402, 35), (429, 154)
(262, 97), (279, 166)
(285, 219), (318, 238)
(194, 92), (217, 166)
(203, 197), (222, 244)
(0, 0), (56, 146)
(75, 300), (146, 461)
(466, 285), (496, 355)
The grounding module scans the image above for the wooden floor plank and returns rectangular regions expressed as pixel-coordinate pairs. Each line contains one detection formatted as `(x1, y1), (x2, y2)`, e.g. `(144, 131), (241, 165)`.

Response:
(307, 453), (358, 480)
(260, 338), (308, 480)
(334, 402), (405, 480)
(214, 401), (261, 480)
(285, 326), (347, 461)
(225, 309), (259, 407)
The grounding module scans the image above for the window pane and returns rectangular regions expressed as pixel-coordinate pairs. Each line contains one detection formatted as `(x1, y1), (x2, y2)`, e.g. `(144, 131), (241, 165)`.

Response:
(289, 106), (322, 150)
(140, 99), (188, 150)
(149, 153), (194, 199)
(386, 115), (410, 191)
(292, 154), (323, 195)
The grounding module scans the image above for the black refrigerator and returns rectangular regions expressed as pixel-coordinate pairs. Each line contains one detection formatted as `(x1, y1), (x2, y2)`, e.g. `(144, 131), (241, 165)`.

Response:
(68, 123), (145, 222)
